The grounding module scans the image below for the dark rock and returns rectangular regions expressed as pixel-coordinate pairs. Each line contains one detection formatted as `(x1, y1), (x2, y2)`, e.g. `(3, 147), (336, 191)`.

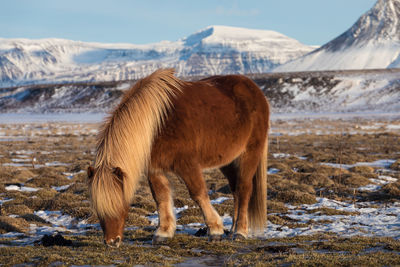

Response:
(194, 227), (208, 237)
(36, 233), (72, 247)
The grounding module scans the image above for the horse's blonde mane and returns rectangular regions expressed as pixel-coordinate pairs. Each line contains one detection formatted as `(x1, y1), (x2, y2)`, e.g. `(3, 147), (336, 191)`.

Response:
(90, 69), (184, 219)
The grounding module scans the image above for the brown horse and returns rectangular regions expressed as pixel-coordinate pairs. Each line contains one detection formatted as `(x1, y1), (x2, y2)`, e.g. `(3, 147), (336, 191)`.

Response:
(88, 69), (270, 247)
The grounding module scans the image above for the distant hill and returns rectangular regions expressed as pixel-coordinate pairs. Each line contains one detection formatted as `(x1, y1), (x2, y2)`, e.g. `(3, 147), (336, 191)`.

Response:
(1, 69), (399, 114)
(275, 0), (400, 72)
(0, 25), (313, 87)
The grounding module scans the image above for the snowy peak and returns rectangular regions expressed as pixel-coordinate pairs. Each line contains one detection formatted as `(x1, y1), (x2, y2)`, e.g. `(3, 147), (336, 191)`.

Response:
(185, 25), (290, 43)
(325, 0), (400, 51)
(183, 25), (310, 51)
(368, 0), (400, 39)
(275, 0), (400, 72)
(183, 26), (214, 46)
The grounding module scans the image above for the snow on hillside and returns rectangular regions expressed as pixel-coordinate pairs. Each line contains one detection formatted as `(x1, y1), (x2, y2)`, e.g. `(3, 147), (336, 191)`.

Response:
(275, 0), (400, 72)
(0, 25), (314, 87)
(1, 69), (399, 114)
(255, 69), (400, 113)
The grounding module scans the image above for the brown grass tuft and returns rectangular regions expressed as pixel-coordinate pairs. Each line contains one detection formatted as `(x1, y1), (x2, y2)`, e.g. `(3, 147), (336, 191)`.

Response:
(267, 214), (287, 225)
(35, 188), (58, 199)
(306, 207), (360, 216)
(267, 201), (288, 213)
(275, 190), (317, 205)
(174, 197), (195, 208)
(382, 181), (400, 197)
(126, 213), (151, 227)
(332, 173), (371, 187)
(25, 174), (69, 188)
(0, 167), (36, 184)
(179, 207), (202, 217)
(349, 165), (375, 174)
(299, 173), (334, 188)
(1, 204), (32, 216)
(177, 215), (203, 225)
(391, 160), (400, 171)
(131, 195), (157, 212)
(0, 216), (29, 233)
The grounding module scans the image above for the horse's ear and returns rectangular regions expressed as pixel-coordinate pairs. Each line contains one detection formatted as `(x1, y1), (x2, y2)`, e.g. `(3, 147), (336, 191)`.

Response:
(87, 166), (95, 180)
(113, 167), (125, 183)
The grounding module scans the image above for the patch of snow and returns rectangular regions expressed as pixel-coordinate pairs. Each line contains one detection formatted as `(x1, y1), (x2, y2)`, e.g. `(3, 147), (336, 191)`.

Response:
(11, 158), (31, 162)
(44, 161), (69, 167)
(51, 184), (72, 192)
(358, 184), (382, 192)
(0, 113), (105, 123)
(33, 210), (94, 234)
(14, 150), (34, 155)
(268, 168), (280, 174)
(5, 185), (40, 192)
(63, 170), (85, 179)
(358, 175), (397, 192)
(321, 159), (396, 170)
(3, 162), (34, 167)
(262, 198), (400, 239)
(0, 198), (13, 205)
(116, 82), (132, 90)
(271, 111), (400, 121)
(272, 153), (291, 159)
(360, 124), (383, 130)
(210, 197), (230, 205)
(386, 124), (400, 130)
(378, 175), (398, 182)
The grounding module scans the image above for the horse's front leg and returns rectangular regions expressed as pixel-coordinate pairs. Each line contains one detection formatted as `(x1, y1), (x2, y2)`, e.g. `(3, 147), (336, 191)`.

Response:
(148, 170), (176, 244)
(175, 161), (225, 241)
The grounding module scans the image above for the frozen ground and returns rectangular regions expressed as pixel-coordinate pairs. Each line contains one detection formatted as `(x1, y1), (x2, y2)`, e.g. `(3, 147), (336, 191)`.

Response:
(0, 115), (399, 265)
(0, 113), (104, 124)
(0, 111), (399, 124)
(0, 117), (399, 243)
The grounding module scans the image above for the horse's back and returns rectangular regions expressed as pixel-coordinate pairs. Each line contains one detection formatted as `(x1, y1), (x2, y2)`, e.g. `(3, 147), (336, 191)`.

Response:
(151, 74), (269, 170)
(201, 74), (269, 116)
(193, 74), (270, 137)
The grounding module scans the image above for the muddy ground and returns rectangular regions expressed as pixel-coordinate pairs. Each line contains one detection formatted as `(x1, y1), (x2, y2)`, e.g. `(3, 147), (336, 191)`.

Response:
(0, 116), (399, 266)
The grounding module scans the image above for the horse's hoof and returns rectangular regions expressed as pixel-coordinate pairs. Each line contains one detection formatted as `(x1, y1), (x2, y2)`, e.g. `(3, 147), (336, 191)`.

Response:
(152, 235), (168, 245)
(208, 234), (222, 242)
(233, 233), (246, 240)
(226, 231), (234, 238)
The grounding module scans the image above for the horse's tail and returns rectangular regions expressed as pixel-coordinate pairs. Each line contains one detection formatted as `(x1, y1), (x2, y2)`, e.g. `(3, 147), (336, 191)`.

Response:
(248, 100), (269, 233)
(91, 68), (183, 219)
(248, 136), (268, 233)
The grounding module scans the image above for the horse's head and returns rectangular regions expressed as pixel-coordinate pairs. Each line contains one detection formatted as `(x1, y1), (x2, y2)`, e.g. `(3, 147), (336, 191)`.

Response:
(87, 166), (129, 248)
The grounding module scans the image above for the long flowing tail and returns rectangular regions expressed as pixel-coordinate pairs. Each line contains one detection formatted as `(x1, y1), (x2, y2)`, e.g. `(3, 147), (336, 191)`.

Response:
(248, 134), (268, 233)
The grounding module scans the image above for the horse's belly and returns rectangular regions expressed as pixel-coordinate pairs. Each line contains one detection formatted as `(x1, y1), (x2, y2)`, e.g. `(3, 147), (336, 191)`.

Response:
(197, 122), (251, 168)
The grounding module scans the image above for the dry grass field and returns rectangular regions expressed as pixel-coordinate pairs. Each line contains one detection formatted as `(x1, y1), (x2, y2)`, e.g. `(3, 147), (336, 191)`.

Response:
(0, 115), (399, 266)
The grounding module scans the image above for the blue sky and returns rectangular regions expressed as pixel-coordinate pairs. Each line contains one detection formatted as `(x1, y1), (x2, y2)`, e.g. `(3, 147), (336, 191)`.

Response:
(1, 0), (376, 46)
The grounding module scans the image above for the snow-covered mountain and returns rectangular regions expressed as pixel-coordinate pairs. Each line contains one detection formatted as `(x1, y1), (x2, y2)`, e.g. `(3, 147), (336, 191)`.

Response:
(275, 0), (400, 72)
(0, 25), (314, 87)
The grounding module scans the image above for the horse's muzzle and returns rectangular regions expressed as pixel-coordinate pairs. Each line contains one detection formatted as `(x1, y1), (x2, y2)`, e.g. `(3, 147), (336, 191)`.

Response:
(104, 236), (121, 248)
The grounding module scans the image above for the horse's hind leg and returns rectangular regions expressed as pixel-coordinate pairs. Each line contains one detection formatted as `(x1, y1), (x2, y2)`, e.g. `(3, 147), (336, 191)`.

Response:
(148, 171), (176, 243)
(220, 162), (239, 234)
(175, 162), (224, 240)
(234, 149), (262, 239)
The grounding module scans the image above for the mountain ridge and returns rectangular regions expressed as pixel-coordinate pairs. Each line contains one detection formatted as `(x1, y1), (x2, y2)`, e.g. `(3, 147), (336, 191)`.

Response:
(275, 0), (400, 72)
(0, 25), (314, 87)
